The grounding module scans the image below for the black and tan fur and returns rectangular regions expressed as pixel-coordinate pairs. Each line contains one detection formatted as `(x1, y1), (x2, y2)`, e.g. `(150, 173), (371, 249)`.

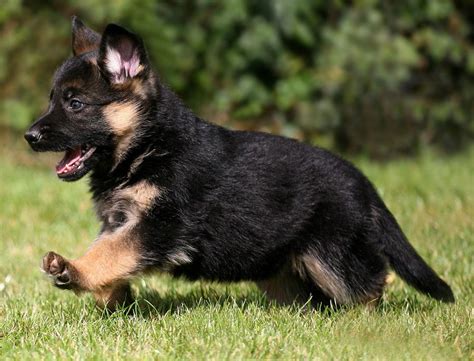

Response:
(25, 18), (454, 311)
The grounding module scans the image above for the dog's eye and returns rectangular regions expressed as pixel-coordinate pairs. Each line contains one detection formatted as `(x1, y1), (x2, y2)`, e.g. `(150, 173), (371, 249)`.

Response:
(69, 99), (84, 111)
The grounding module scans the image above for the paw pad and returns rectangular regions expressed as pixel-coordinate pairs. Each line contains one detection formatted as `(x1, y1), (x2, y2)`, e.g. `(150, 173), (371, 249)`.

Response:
(41, 251), (72, 289)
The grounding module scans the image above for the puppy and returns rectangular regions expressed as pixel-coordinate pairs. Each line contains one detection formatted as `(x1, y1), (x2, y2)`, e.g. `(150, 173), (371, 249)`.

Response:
(25, 17), (454, 310)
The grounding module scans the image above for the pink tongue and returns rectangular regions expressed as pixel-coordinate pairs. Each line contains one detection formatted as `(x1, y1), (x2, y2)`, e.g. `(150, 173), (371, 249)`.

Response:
(56, 146), (82, 174)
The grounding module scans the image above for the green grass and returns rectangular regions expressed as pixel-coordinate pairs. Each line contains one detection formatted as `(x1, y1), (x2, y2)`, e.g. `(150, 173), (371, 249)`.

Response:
(0, 134), (473, 360)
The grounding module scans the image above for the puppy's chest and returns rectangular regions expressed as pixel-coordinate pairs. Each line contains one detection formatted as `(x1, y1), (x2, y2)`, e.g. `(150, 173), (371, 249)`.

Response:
(95, 180), (160, 231)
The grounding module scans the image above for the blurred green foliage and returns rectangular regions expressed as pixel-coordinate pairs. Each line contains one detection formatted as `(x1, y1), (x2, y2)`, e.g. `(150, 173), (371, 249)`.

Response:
(1, 0), (473, 157)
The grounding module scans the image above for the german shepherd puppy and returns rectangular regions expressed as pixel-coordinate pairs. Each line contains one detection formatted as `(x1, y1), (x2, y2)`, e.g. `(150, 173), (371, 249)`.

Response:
(24, 18), (454, 310)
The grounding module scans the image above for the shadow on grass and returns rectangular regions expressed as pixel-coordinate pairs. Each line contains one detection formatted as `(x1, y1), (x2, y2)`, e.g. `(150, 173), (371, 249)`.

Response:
(121, 287), (274, 318)
(103, 282), (374, 318)
(103, 286), (444, 319)
(376, 295), (439, 315)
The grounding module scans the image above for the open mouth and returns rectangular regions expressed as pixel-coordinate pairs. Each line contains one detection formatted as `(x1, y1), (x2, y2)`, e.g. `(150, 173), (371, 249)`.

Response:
(55, 144), (96, 178)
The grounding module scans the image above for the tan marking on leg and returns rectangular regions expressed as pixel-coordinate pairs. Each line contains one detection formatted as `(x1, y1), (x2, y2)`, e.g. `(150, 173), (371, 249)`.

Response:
(256, 264), (311, 306)
(292, 252), (352, 304)
(103, 101), (140, 163)
(68, 182), (159, 294)
(93, 282), (133, 311)
(69, 231), (140, 291)
(257, 277), (310, 307)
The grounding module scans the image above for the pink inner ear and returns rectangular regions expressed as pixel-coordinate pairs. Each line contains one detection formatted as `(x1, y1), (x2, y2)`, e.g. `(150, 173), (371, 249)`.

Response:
(123, 52), (141, 78)
(105, 46), (141, 83)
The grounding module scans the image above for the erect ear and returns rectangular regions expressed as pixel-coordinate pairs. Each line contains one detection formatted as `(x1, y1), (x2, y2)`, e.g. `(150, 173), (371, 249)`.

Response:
(97, 24), (149, 84)
(71, 16), (101, 56)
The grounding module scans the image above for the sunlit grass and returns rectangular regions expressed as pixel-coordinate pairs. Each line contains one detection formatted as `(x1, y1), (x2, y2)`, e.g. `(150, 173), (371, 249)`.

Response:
(0, 137), (472, 360)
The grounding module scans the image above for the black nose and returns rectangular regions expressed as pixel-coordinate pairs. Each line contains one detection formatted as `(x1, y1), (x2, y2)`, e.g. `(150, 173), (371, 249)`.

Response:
(24, 129), (42, 144)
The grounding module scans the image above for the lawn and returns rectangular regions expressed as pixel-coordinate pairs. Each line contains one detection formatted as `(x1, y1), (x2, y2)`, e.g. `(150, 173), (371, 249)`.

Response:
(0, 132), (472, 360)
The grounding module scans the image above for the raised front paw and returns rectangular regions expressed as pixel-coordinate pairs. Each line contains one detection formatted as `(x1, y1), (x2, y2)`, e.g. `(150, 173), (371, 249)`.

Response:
(41, 251), (75, 289)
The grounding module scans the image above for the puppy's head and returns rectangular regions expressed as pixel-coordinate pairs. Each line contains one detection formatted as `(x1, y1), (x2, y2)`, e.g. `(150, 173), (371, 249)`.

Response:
(24, 17), (153, 181)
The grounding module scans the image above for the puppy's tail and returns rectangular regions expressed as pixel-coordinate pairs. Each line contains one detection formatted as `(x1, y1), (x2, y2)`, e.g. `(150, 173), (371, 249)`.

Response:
(376, 205), (455, 303)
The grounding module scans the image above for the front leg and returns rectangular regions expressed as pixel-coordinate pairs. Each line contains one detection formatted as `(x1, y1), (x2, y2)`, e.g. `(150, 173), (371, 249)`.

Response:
(42, 230), (141, 309)
(93, 282), (133, 311)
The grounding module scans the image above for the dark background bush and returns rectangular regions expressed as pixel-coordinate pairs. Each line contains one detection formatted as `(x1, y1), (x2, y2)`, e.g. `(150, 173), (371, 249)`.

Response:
(1, 0), (473, 158)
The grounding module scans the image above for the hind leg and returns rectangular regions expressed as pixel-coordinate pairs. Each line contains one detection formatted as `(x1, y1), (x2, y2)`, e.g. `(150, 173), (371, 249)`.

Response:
(256, 263), (332, 307)
(292, 243), (387, 306)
